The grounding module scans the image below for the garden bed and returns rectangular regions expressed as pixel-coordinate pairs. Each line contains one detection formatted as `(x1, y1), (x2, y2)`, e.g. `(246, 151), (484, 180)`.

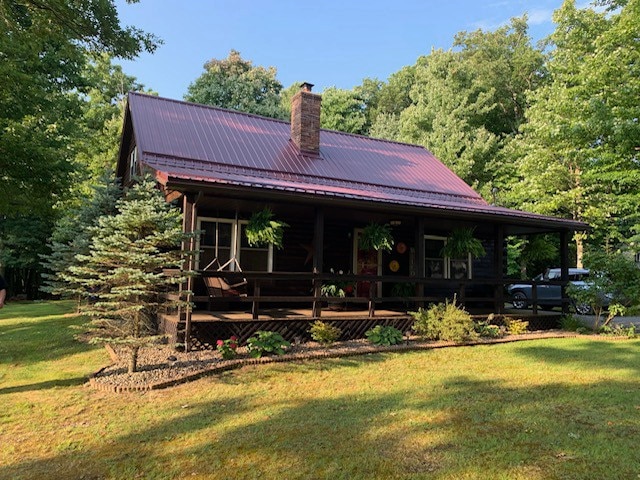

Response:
(88, 330), (600, 393)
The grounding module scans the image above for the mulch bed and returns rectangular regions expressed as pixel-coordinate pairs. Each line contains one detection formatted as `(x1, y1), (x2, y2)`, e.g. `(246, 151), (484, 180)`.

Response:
(88, 331), (632, 393)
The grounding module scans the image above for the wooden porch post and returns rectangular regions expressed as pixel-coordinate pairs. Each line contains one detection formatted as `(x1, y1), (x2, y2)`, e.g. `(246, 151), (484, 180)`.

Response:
(414, 217), (425, 308)
(181, 193), (197, 351)
(560, 229), (570, 314)
(494, 224), (505, 313)
(312, 207), (324, 318)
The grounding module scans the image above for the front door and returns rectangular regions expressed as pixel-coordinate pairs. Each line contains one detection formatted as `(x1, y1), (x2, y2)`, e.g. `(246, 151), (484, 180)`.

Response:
(352, 229), (381, 297)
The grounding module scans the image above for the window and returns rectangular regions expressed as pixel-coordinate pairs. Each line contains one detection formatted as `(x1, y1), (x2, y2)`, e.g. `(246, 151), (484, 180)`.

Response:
(196, 217), (273, 271)
(424, 235), (472, 279)
(129, 146), (138, 179)
(239, 223), (272, 272)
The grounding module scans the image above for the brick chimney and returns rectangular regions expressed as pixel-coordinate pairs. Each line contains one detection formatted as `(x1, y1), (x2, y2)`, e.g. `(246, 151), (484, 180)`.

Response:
(291, 82), (321, 155)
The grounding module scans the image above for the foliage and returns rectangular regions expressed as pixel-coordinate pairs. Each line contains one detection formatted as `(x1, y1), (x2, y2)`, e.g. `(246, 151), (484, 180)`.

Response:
(320, 86), (368, 134)
(391, 283), (414, 297)
(560, 315), (584, 332)
(216, 336), (239, 360)
(309, 321), (342, 345)
(507, 234), (560, 279)
(359, 223), (394, 252)
(321, 270), (354, 298)
(246, 330), (291, 358)
(40, 173), (122, 304)
(185, 49), (285, 119)
(0, 0), (152, 297)
(568, 250), (640, 329)
(474, 321), (502, 338)
(504, 318), (529, 335)
(245, 208), (288, 249)
(598, 323), (636, 338)
(442, 227), (486, 259)
(410, 298), (478, 342)
(507, 0), (640, 257)
(364, 325), (403, 346)
(71, 175), (191, 373)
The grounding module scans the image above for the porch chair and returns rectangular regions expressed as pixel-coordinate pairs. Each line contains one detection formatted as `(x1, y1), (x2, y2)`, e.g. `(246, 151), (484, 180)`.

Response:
(203, 275), (248, 310)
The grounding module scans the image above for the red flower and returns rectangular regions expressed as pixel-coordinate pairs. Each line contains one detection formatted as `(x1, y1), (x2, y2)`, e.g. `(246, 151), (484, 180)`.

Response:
(230, 336), (238, 341)
(230, 343), (238, 349)
(216, 339), (224, 346)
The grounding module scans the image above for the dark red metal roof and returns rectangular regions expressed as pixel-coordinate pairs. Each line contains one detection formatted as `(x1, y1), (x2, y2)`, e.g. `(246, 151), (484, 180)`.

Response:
(126, 92), (587, 230)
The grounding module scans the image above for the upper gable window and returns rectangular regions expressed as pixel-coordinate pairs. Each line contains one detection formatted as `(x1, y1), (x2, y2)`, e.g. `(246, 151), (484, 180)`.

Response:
(129, 146), (138, 179)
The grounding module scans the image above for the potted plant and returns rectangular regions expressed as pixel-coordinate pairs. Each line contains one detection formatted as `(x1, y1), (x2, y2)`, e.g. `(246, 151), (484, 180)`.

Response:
(359, 222), (394, 252)
(320, 269), (354, 309)
(245, 208), (289, 248)
(442, 227), (486, 259)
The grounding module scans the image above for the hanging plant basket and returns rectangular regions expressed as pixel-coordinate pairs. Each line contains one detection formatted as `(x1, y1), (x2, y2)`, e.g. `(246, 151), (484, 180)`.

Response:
(246, 208), (289, 249)
(360, 222), (394, 252)
(442, 227), (486, 259)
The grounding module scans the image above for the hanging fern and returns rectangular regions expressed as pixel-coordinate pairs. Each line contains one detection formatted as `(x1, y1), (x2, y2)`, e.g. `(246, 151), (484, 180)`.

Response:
(442, 227), (486, 259)
(246, 208), (289, 249)
(360, 222), (394, 252)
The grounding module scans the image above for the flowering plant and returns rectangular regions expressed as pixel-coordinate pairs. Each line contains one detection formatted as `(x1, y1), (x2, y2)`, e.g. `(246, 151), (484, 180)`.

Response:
(320, 268), (355, 298)
(216, 336), (239, 359)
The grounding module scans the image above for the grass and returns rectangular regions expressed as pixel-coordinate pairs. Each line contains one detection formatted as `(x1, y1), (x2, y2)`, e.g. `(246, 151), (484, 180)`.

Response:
(1, 301), (639, 479)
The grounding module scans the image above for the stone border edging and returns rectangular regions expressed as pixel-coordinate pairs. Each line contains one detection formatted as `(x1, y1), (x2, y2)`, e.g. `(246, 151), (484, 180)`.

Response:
(88, 332), (635, 393)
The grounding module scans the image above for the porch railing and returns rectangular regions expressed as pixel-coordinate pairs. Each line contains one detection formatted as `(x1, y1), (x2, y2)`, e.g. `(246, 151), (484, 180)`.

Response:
(194, 271), (572, 319)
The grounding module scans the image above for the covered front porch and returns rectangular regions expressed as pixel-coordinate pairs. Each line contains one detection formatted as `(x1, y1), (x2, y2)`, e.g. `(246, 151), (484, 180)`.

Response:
(166, 186), (577, 349)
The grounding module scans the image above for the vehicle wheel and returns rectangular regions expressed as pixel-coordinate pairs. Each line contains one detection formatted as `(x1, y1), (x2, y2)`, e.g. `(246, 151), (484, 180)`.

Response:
(574, 303), (592, 315)
(511, 291), (528, 309)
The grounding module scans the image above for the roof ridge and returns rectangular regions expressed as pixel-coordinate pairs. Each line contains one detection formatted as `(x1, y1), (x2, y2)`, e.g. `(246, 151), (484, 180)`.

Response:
(128, 91), (433, 152)
(127, 91), (292, 126)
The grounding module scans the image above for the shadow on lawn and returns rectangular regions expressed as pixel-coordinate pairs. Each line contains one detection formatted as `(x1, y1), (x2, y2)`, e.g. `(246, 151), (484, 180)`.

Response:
(3, 373), (640, 479)
(515, 338), (640, 376)
(0, 377), (87, 395)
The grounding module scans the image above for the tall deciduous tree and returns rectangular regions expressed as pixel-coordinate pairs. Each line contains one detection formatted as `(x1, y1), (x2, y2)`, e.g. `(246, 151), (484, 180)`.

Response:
(507, 0), (640, 262)
(0, 0), (157, 295)
(185, 50), (285, 119)
(320, 87), (368, 135)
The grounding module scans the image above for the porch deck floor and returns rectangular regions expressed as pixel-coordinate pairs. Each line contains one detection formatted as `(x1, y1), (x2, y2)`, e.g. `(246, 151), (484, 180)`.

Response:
(191, 308), (409, 322)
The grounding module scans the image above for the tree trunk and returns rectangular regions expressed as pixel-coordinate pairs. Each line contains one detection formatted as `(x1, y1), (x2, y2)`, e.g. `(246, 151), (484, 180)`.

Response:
(575, 232), (585, 268)
(128, 346), (139, 374)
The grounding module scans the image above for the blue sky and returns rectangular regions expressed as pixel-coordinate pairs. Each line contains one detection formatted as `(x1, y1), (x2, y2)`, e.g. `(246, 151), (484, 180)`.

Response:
(114, 0), (568, 100)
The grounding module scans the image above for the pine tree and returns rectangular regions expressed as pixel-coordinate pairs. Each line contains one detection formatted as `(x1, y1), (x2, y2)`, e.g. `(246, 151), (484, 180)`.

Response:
(41, 173), (122, 308)
(72, 175), (190, 373)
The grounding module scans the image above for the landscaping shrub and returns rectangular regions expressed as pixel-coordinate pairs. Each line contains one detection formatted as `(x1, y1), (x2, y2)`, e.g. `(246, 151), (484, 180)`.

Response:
(216, 336), (239, 359)
(598, 324), (637, 338)
(505, 318), (529, 335)
(365, 325), (403, 346)
(560, 315), (583, 332)
(309, 321), (342, 345)
(410, 299), (477, 342)
(474, 321), (502, 338)
(246, 331), (291, 358)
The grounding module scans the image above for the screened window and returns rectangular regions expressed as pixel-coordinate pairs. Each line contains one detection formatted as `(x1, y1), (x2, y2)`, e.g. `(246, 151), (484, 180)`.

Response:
(198, 220), (234, 270)
(239, 223), (271, 272)
(424, 235), (472, 280)
(196, 217), (273, 272)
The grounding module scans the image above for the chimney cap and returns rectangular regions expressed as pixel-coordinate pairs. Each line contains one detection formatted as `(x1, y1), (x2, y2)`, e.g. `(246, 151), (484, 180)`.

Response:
(300, 82), (314, 92)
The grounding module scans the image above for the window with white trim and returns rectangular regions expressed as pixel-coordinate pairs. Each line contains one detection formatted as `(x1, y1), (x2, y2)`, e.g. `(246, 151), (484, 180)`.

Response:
(129, 146), (138, 179)
(424, 235), (472, 279)
(196, 217), (273, 272)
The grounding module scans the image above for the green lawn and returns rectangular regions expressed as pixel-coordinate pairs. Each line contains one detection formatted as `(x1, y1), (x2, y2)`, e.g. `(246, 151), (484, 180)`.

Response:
(1, 301), (639, 479)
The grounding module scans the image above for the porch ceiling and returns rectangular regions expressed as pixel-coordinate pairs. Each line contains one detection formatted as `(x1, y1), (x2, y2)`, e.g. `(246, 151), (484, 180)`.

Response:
(164, 178), (587, 236)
